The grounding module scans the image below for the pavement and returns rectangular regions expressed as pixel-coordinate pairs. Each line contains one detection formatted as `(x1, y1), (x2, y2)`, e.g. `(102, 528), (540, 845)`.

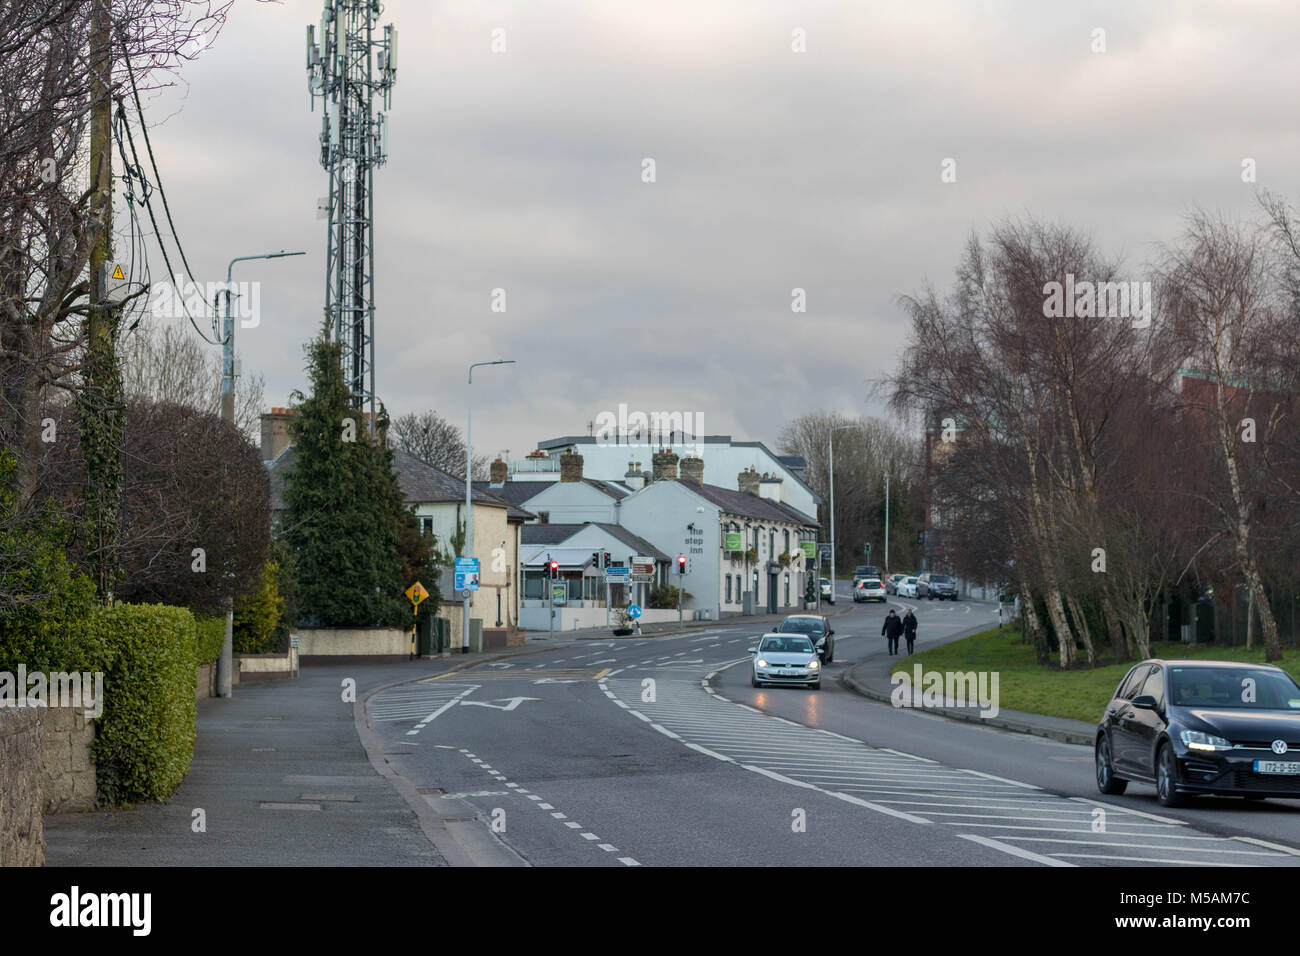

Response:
(43, 646), (551, 866)
(841, 599), (1098, 746)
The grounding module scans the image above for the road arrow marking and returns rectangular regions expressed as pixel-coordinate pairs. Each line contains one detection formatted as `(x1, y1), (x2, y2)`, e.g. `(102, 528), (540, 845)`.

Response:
(532, 679), (581, 684)
(487, 662), (516, 669)
(459, 697), (539, 711)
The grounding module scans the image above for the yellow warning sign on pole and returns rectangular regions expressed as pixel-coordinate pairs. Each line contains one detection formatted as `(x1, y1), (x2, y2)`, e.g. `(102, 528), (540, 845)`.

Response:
(111, 264), (125, 281)
(405, 581), (428, 611)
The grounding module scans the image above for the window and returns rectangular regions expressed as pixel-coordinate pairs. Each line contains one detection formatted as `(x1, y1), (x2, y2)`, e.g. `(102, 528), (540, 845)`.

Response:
(784, 576), (790, 606)
(1116, 665), (1149, 701)
(726, 575), (732, 604)
(1139, 667), (1165, 707)
(783, 530), (790, 556)
(768, 532), (774, 558)
(524, 573), (545, 600)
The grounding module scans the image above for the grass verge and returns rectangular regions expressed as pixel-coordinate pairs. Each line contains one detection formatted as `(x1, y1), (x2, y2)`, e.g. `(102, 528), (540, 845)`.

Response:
(895, 626), (1300, 723)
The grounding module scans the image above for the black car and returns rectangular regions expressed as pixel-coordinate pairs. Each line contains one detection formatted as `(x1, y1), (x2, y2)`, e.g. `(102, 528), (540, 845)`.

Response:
(1096, 659), (1300, 807)
(774, 614), (835, 663)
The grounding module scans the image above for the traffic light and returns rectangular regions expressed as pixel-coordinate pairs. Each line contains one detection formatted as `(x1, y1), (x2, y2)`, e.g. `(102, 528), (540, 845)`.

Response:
(592, 551), (601, 569)
(677, 554), (687, 574)
(603, 551), (611, 568)
(548, 559), (559, 579)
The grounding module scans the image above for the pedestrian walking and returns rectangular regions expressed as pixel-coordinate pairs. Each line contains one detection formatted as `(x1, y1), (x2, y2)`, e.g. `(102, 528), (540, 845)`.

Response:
(903, 608), (917, 655)
(882, 609), (903, 655)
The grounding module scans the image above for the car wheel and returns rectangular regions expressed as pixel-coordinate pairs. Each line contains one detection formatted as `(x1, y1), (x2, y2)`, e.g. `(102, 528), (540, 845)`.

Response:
(1095, 735), (1127, 795)
(811, 681), (821, 690)
(1156, 743), (1189, 808)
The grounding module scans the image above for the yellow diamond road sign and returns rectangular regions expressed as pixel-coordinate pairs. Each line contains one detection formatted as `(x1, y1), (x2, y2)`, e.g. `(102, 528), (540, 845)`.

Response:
(405, 582), (428, 605)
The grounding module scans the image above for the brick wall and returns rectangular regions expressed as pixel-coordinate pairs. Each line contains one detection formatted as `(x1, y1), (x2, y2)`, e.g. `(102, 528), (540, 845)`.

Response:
(0, 708), (45, 866)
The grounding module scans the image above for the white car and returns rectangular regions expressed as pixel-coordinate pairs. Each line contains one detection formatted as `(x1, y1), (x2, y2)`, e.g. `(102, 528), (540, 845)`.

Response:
(820, 577), (833, 602)
(854, 578), (886, 602)
(897, 576), (919, 599)
(749, 633), (821, 689)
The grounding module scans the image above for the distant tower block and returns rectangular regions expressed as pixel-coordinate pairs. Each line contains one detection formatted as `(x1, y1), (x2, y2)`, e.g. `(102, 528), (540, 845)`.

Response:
(307, 0), (398, 431)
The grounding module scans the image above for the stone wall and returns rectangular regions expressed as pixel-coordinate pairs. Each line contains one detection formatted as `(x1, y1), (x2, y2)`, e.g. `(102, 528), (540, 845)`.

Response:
(38, 705), (97, 813)
(0, 708), (45, 866)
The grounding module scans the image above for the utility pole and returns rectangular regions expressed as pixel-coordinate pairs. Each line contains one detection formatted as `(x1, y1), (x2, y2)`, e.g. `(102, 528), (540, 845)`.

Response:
(884, 471), (890, 575)
(828, 424), (853, 604)
(83, 0), (123, 604)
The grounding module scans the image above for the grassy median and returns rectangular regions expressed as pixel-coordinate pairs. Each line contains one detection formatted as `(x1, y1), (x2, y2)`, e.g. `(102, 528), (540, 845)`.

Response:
(895, 626), (1300, 723)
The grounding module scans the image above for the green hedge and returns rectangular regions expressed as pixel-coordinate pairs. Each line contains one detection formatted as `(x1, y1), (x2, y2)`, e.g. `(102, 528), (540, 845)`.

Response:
(195, 615), (225, 666)
(91, 604), (198, 805)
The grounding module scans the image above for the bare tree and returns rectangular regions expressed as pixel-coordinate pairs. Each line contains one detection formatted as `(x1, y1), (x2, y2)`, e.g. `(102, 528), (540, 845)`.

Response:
(120, 318), (264, 436)
(390, 409), (489, 479)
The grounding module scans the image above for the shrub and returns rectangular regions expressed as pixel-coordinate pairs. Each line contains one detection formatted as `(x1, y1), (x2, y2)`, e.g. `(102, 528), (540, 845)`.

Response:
(648, 585), (692, 609)
(91, 604), (197, 805)
(233, 556), (283, 654)
(195, 615), (225, 666)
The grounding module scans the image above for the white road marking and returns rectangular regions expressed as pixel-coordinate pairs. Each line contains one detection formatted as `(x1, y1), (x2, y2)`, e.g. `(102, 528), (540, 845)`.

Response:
(958, 833), (1075, 866)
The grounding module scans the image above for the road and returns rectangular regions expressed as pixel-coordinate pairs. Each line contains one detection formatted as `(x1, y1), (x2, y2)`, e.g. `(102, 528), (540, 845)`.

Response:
(364, 582), (1300, 866)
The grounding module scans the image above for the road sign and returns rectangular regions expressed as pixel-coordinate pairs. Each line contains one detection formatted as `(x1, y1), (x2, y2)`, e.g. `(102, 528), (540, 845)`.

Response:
(551, 583), (567, 606)
(631, 556), (654, 582)
(817, 543), (832, 559)
(454, 557), (479, 592)
(605, 566), (631, 582)
(627, 604), (642, 619)
(405, 581), (428, 605)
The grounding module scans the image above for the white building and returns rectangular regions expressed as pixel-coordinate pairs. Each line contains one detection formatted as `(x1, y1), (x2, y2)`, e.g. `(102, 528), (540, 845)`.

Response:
(505, 432), (820, 519)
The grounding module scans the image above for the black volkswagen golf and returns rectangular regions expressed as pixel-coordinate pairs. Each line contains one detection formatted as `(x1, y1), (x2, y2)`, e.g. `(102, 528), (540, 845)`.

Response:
(1096, 659), (1300, 807)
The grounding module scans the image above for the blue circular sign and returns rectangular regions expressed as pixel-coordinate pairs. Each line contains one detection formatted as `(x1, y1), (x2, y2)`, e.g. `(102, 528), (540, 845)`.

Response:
(627, 604), (642, 619)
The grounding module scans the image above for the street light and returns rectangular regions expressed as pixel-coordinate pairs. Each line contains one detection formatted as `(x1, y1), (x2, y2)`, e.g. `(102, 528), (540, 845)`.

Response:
(215, 249), (305, 699)
(828, 424), (854, 605)
(464, 359), (515, 653)
(884, 471), (891, 578)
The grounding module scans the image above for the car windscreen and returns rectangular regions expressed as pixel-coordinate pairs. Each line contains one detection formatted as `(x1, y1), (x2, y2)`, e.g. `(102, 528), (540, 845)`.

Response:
(930, 575), (952, 583)
(1169, 667), (1300, 710)
(777, 619), (823, 634)
(760, 636), (814, 654)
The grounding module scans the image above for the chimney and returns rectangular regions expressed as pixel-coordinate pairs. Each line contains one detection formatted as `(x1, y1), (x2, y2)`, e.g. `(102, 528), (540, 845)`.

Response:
(490, 458), (508, 485)
(759, 473), (784, 502)
(738, 467), (760, 496)
(680, 455), (704, 484)
(560, 450), (584, 482)
(624, 461), (645, 492)
(652, 448), (679, 482)
(260, 407), (295, 462)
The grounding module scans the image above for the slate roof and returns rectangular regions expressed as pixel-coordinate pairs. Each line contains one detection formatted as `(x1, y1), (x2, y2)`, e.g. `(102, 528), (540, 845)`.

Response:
(268, 446), (531, 519)
(519, 521), (670, 561)
(472, 477), (630, 504)
(678, 478), (819, 527)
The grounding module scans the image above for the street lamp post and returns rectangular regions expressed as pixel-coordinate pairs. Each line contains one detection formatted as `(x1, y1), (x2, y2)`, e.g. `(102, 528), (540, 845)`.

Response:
(884, 471), (890, 576)
(828, 424), (854, 606)
(465, 360), (515, 653)
(215, 249), (305, 698)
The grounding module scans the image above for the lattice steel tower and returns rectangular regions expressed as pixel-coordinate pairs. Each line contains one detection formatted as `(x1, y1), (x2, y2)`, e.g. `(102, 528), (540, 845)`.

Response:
(307, 1), (397, 428)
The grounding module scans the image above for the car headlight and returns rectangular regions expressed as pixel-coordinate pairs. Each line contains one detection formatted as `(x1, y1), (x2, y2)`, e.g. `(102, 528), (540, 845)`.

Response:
(756, 659), (769, 668)
(808, 659), (820, 669)
(1180, 730), (1231, 752)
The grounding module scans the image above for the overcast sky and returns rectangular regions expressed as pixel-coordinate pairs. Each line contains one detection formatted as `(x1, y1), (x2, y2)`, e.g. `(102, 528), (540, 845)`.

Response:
(135, 0), (1300, 463)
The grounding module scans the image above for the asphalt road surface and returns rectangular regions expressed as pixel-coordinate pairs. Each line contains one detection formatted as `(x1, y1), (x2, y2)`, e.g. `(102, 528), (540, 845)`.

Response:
(364, 583), (1300, 866)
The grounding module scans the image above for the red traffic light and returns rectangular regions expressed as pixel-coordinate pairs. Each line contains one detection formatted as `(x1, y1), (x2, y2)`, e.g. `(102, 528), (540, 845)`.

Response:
(677, 555), (687, 572)
(548, 560), (559, 576)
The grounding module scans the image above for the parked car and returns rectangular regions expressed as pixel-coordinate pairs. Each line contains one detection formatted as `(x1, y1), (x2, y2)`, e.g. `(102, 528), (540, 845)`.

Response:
(774, 614), (835, 662)
(897, 576), (919, 599)
(854, 578), (886, 603)
(886, 573), (907, 595)
(923, 573), (958, 600)
(819, 577), (833, 602)
(1096, 660), (1300, 807)
(852, 565), (879, 585)
(749, 633), (821, 689)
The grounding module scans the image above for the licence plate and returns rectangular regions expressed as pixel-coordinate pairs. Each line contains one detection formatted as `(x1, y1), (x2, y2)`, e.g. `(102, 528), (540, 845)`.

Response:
(1253, 760), (1300, 775)
(778, 669), (800, 676)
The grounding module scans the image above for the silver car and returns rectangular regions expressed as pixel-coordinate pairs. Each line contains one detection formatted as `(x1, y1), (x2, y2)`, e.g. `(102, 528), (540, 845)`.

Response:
(749, 633), (822, 689)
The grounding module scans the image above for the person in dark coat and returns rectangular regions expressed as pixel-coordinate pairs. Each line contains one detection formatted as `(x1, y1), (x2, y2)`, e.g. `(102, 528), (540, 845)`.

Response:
(882, 610), (903, 655)
(902, 609), (918, 655)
